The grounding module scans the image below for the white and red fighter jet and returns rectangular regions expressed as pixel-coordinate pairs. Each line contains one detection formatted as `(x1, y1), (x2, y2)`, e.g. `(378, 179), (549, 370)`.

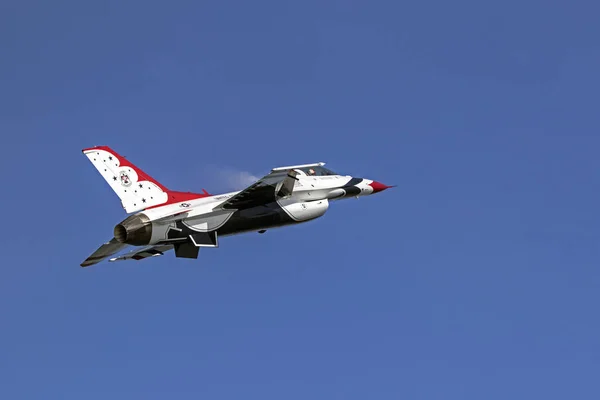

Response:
(80, 146), (393, 266)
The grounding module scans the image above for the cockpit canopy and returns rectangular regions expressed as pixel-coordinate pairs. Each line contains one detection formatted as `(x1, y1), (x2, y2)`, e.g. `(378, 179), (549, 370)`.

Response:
(295, 165), (337, 176)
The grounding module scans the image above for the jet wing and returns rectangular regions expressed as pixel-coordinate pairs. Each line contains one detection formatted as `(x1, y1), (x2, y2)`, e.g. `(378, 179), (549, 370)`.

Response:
(108, 244), (174, 262)
(80, 238), (128, 267)
(212, 162), (324, 211)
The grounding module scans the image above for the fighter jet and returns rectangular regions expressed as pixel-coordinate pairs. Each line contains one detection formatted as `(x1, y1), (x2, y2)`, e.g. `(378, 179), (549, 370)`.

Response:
(80, 146), (393, 266)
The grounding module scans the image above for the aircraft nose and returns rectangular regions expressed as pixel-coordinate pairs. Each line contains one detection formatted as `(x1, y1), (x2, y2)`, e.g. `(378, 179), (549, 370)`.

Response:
(368, 180), (393, 193)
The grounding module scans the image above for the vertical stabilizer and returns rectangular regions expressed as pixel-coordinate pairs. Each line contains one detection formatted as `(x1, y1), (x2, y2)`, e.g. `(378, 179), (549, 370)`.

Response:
(82, 146), (210, 213)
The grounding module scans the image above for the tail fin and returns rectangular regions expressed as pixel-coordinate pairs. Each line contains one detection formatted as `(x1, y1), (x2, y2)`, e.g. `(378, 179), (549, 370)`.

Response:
(82, 146), (209, 213)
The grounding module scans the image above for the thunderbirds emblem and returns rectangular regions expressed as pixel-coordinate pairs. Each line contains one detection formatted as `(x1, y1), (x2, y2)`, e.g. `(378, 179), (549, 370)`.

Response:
(119, 171), (132, 187)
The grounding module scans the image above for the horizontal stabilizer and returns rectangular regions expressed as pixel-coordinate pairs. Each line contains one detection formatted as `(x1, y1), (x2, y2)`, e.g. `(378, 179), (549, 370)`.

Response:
(81, 238), (128, 267)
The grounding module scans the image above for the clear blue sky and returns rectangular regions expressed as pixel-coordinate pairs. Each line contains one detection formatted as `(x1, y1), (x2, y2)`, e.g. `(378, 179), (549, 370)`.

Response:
(1, 1), (599, 398)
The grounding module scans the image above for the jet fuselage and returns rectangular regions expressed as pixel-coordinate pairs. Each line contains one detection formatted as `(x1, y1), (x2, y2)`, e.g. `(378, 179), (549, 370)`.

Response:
(115, 171), (388, 247)
(80, 147), (392, 265)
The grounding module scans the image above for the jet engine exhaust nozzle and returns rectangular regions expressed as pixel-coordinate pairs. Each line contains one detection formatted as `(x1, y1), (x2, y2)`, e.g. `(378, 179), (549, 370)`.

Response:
(114, 213), (152, 245)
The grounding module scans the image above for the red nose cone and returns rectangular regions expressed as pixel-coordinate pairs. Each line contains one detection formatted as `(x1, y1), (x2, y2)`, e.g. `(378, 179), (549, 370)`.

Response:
(369, 181), (392, 193)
